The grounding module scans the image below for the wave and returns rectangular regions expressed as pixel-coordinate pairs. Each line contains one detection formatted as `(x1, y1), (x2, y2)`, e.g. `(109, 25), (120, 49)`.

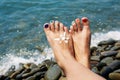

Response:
(0, 30), (120, 75)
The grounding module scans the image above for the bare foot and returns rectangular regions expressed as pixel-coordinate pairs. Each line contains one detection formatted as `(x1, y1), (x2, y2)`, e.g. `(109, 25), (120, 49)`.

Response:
(70, 17), (91, 68)
(44, 21), (75, 70)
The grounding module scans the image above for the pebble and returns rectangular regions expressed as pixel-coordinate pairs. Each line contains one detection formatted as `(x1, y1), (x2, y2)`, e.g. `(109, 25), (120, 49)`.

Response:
(101, 57), (113, 65)
(45, 64), (61, 80)
(109, 73), (120, 80)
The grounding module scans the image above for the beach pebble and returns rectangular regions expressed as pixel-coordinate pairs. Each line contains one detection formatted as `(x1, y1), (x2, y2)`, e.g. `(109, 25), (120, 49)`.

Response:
(59, 76), (67, 80)
(91, 67), (100, 74)
(100, 51), (118, 60)
(97, 62), (107, 71)
(90, 56), (100, 61)
(115, 42), (120, 46)
(98, 39), (116, 46)
(100, 66), (113, 79)
(4, 65), (15, 77)
(108, 60), (120, 71)
(101, 57), (113, 65)
(116, 52), (120, 59)
(111, 46), (120, 51)
(45, 64), (61, 80)
(114, 69), (120, 73)
(109, 73), (120, 80)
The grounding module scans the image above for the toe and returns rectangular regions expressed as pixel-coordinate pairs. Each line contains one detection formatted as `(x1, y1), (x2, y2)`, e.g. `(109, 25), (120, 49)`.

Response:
(50, 21), (55, 32)
(64, 26), (69, 34)
(70, 25), (74, 34)
(59, 22), (64, 32)
(72, 21), (78, 32)
(55, 21), (59, 32)
(81, 17), (90, 30)
(43, 23), (50, 31)
(75, 18), (82, 31)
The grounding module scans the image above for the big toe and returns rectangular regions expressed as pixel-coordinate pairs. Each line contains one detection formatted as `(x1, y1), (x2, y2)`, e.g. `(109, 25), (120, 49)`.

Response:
(43, 23), (51, 32)
(81, 17), (90, 30)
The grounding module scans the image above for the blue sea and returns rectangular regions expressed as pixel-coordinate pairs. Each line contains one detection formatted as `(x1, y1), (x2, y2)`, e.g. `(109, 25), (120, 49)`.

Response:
(0, 0), (120, 74)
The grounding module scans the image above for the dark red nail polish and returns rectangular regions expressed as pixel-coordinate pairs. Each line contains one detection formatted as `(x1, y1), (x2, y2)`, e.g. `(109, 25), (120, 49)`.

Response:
(82, 18), (88, 23)
(44, 24), (49, 28)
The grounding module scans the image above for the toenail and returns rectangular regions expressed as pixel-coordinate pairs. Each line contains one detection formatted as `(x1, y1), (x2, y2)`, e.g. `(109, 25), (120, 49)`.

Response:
(72, 21), (75, 25)
(44, 23), (49, 28)
(76, 18), (80, 22)
(82, 18), (88, 23)
(50, 20), (54, 23)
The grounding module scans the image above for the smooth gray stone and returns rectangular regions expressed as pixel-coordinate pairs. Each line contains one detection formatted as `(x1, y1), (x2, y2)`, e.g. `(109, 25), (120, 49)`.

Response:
(91, 67), (100, 74)
(23, 76), (36, 80)
(111, 46), (120, 51)
(105, 45), (113, 51)
(4, 65), (15, 77)
(115, 42), (120, 46)
(101, 51), (118, 57)
(116, 52), (120, 59)
(10, 64), (25, 79)
(100, 66), (113, 79)
(45, 64), (61, 80)
(98, 39), (116, 46)
(90, 46), (97, 56)
(30, 63), (38, 69)
(114, 69), (120, 73)
(109, 73), (120, 80)
(101, 57), (113, 65)
(91, 56), (100, 61)
(109, 60), (120, 70)
(97, 62), (107, 71)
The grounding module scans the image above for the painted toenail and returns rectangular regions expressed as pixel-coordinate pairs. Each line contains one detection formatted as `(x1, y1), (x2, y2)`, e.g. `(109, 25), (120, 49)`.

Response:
(76, 18), (80, 22)
(50, 20), (54, 23)
(72, 21), (75, 25)
(44, 23), (49, 28)
(82, 18), (88, 23)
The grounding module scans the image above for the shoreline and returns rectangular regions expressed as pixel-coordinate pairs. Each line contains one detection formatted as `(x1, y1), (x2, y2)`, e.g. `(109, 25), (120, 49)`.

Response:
(0, 39), (120, 80)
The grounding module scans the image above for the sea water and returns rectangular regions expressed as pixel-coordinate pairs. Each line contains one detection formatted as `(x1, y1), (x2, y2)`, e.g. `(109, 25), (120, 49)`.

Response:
(0, 0), (120, 74)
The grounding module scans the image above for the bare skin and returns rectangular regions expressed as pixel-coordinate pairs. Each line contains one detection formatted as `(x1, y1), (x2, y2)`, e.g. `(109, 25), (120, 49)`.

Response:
(44, 21), (75, 70)
(70, 17), (91, 68)
(44, 19), (105, 80)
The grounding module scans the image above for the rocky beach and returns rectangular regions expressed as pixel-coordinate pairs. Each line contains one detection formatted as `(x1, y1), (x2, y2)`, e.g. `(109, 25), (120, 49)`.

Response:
(0, 39), (120, 80)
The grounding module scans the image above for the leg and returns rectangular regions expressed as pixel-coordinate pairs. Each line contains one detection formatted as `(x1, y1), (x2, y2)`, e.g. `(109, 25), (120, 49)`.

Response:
(44, 20), (105, 80)
(70, 17), (91, 68)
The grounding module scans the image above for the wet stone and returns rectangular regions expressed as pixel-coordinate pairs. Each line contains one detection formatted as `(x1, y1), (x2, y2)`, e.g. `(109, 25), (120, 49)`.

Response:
(97, 62), (107, 71)
(114, 69), (120, 73)
(108, 60), (120, 71)
(4, 65), (15, 77)
(116, 52), (120, 59)
(45, 64), (61, 80)
(115, 42), (120, 46)
(109, 73), (120, 80)
(30, 63), (38, 69)
(100, 51), (118, 60)
(59, 76), (67, 80)
(91, 67), (100, 74)
(90, 46), (97, 56)
(105, 45), (113, 51)
(90, 56), (100, 61)
(100, 66), (113, 79)
(111, 46), (120, 51)
(101, 57), (113, 65)
(98, 39), (116, 46)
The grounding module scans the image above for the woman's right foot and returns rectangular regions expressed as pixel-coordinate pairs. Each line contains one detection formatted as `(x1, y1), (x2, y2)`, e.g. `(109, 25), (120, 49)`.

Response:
(44, 21), (75, 71)
(70, 17), (91, 68)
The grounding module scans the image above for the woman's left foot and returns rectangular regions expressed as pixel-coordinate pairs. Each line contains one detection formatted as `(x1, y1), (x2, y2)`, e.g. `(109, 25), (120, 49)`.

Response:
(70, 17), (91, 68)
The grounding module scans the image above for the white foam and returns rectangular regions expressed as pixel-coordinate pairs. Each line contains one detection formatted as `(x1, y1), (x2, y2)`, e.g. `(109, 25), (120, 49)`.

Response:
(0, 30), (120, 75)
(91, 31), (120, 46)
(0, 47), (54, 75)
